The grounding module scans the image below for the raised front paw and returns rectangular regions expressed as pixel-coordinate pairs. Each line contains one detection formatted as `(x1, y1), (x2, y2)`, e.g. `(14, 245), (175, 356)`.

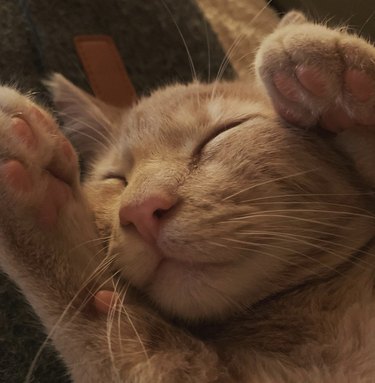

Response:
(256, 20), (375, 132)
(0, 87), (80, 228)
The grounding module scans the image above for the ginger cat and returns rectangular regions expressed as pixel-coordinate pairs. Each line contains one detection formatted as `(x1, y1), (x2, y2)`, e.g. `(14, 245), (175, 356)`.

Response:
(1, 11), (375, 382)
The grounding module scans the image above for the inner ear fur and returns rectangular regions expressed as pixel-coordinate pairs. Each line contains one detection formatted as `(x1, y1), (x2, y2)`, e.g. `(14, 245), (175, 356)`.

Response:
(278, 11), (308, 28)
(45, 73), (123, 163)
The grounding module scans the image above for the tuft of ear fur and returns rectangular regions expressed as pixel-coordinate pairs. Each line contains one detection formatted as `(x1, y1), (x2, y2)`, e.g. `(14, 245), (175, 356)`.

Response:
(278, 11), (308, 28)
(45, 74), (122, 163)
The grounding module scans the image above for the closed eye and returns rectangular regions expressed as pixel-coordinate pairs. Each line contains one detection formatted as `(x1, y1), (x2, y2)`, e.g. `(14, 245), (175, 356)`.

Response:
(193, 117), (250, 157)
(103, 174), (128, 186)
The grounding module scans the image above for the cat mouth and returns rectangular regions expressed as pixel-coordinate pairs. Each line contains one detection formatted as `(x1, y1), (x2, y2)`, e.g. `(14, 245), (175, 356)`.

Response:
(152, 247), (235, 277)
(151, 242), (231, 268)
(118, 229), (235, 287)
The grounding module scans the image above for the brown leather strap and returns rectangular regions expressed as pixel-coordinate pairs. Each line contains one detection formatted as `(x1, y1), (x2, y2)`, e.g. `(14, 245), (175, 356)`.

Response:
(74, 35), (137, 107)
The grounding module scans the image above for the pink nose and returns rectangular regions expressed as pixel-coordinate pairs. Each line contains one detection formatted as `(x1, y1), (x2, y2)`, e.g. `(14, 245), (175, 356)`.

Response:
(119, 194), (176, 243)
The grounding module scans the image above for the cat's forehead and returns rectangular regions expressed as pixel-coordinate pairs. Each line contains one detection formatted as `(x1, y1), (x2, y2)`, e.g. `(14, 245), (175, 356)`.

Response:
(117, 82), (272, 153)
(134, 81), (267, 122)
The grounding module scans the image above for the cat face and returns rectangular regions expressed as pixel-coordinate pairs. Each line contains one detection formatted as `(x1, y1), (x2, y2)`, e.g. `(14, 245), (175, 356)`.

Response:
(50, 75), (373, 322)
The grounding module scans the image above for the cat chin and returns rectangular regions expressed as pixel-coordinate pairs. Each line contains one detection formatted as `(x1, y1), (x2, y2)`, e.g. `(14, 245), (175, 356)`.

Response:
(143, 257), (255, 321)
(114, 236), (281, 321)
(147, 263), (232, 321)
(112, 245), (240, 320)
(113, 228), (290, 321)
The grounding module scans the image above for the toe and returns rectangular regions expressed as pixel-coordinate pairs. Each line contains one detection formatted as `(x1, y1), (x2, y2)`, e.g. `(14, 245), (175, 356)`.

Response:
(47, 137), (78, 185)
(296, 65), (328, 97)
(38, 174), (72, 227)
(28, 105), (58, 133)
(11, 116), (37, 149)
(320, 105), (355, 132)
(345, 69), (374, 102)
(273, 72), (301, 102)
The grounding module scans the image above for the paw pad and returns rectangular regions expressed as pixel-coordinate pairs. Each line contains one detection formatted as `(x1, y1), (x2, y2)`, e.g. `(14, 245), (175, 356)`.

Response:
(38, 176), (72, 227)
(295, 66), (328, 98)
(0, 160), (33, 192)
(273, 72), (301, 102)
(0, 97), (79, 229)
(11, 116), (36, 149)
(257, 25), (375, 131)
(345, 69), (374, 102)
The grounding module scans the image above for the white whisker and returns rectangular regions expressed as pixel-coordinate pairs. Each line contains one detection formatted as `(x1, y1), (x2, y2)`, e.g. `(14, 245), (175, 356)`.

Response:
(25, 250), (118, 382)
(58, 108), (117, 146)
(225, 214), (345, 229)
(160, 0), (197, 81)
(239, 191), (375, 205)
(120, 285), (150, 362)
(105, 278), (122, 379)
(236, 207), (375, 221)
(222, 237), (345, 275)
(236, 230), (374, 268)
(223, 168), (319, 201)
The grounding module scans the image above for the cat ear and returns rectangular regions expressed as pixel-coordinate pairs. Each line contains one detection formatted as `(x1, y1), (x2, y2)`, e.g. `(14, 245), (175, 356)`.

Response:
(278, 11), (308, 28)
(45, 74), (122, 162)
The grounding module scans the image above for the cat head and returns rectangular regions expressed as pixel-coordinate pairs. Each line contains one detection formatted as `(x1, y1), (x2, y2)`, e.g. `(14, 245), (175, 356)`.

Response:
(47, 72), (375, 322)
